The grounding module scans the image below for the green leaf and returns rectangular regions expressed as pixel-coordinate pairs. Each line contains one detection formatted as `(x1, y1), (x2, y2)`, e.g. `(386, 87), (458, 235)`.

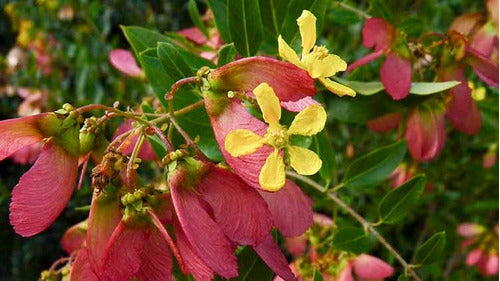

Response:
(312, 270), (324, 281)
(188, 0), (209, 38)
(333, 227), (370, 254)
(259, 0), (290, 52)
(230, 246), (274, 281)
(121, 25), (169, 56)
(368, 0), (392, 21)
(397, 275), (408, 281)
(157, 42), (195, 80)
(280, 0), (329, 43)
(334, 78), (384, 96)
(335, 78), (461, 96)
(399, 17), (425, 37)
(378, 175), (426, 224)
(217, 43), (237, 66)
(414, 231), (446, 266)
(409, 81), (461, 95)
(464, 200), (500, 212)
(227, 0), (264, 57)
(147, 135), (168, 160)
(342, 141), (407, 188)
(329, 94), (403, 124)
(173, 88), (223, 162)
(139, 50), (173, 108)
(314, 130), (335, 186)
(207, 0), (231, 43)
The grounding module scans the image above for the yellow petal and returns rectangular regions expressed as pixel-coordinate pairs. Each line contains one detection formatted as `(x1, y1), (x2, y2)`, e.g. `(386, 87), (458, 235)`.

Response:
(319, 77), (356, 97)
(288, 145), (322, 175)
(254, 83), (281, 128)
(259, 149), (286, 191)
(225, 129), (264, 157)
(278, 35), (302, 67)
(288, 105), (327, 136)
(302, 51), (348, 79)
(297, 10), (317, 57)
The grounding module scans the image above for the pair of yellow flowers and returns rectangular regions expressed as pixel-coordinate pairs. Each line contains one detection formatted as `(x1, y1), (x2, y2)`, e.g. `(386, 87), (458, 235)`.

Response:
(225, 10), (355, 191)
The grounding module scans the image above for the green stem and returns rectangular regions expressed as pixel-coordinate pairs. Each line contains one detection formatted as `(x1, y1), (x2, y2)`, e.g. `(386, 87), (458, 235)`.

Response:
(336, 1), (371, 19)
(287, 171), (421, 281)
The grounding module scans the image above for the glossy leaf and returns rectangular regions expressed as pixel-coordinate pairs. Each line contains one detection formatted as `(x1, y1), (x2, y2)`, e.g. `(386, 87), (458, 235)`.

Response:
(329, 94), (403, 124)
(157, 42), (195, 80)
(139, 50), (172, 108)
(378, 175), (426, 223)
(217, 44), (237, 67)
(334, 77), (384, 96)
(313, 130), (335, 186)
(207, 0), (231, 43)
(230, 246), (274, 281)
(335, 78), (461, 96)
(342, 141), (406, 188)
(409, 81), (462, 95)
(227, 0), (264, 57)
(333, 227), (370, 254)
(414, 231), (446, 266)
(173, 88), (223, 162)
(122, 25), (169, 56)
(188, 0), (209, 38)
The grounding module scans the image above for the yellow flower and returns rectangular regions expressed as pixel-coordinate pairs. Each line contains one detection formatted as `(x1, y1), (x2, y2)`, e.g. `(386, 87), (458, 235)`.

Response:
(469, 81), (486, 101)
(225, 83), (326, 191)
(278, 10), (356, 97)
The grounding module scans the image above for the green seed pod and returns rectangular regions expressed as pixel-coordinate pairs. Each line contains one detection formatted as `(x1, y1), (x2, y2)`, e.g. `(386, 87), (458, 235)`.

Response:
(79, 131), (96, 155)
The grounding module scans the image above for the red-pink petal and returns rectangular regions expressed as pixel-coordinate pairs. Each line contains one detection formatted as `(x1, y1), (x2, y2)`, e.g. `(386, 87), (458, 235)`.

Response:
(253, 235), (296, 281)
(207, 99), (273, 190)
(466, 248), (483, 265)
(135, 227), (173, 281)
(69, 249), (99, 281)
(61, 221), (87, 254)
(405, 106), (446, 162)
(465, 47), (499, 87)
(284, 236), (308, 257)
(208, 56), (317, 102)
(86, 191), (122, 274)
(100, 221), (149, 281)
(169, 169), (238, 278)
(440, 65), (482, 135)
(0, 114), (46, 161)
(337, 264), (354, 281)
(478, 254), (499, 276)
(9, 141), (78, 236)
(178, 27), (208, 45)
(470, 24), (497, 57)
(352, 254), (394, 279)
(347, 49), (385, 71)
(449, 13), (483, 35)
(174, 221), (215, 281)
(366, 113), (402, 133)
(457, 223), (485, 238)
(198, 164), (273, 246)
(362, 18), (395, 51)
(113, 120), (157, 161)
(380, 53), (412, 100)
(258, 180), (313, 237)
(10, 143), (41, 164)
(281, 96), (320, 112)
(313, 213), (334, 226)
(109, 49), (143, 77)
(488, 0), (499, 28)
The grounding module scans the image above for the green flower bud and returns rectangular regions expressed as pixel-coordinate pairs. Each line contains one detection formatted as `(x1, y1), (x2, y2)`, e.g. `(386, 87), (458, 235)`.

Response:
(79, 131), (96, 155)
